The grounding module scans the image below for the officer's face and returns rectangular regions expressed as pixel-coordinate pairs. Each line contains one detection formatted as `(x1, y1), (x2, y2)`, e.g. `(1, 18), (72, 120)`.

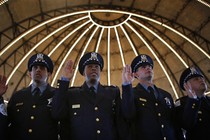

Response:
(29, 65), (50, 84)
(185, 76), (207, 95)
(84, 64), (100, 85)
(134, 65), (154, 82)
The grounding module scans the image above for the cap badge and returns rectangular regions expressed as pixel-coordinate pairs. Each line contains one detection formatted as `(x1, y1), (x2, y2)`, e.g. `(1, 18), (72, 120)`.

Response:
(35, 53), (44, 62)
(190, 67), (198, 74)
(141, 55), (148, 62)
(90, 52), (98, 60)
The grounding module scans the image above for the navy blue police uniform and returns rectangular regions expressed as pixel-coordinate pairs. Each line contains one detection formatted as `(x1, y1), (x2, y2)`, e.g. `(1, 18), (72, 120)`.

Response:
(52, 52), (128, 140)
(121, 54), (184, 140)
(7, 53), (59, 140)
(0, 96), (8, 140)
(175, 66), (210, 140)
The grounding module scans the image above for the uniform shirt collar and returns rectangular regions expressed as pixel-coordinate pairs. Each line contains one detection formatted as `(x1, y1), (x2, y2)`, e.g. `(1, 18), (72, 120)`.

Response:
(31, 83), (48, 94)
(141, 83), (155, 91)
(86, 82), (98, 93)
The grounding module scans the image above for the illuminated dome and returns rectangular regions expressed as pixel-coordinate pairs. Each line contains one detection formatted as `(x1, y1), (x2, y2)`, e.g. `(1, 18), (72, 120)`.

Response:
(0, 0), (209, 101)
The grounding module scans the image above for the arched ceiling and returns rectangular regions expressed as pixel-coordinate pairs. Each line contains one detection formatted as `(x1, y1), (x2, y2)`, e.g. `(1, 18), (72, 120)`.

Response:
(0, 0), (209, 101)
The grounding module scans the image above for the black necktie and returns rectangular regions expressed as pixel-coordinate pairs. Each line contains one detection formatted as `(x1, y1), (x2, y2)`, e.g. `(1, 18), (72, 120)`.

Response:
(33, 87), (41, 100)
(148, 86), (157, 99)
(89, 86), (96, 97)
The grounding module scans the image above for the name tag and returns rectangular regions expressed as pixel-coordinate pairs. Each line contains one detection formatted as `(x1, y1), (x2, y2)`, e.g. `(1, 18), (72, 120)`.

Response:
(139, 98), (147, 102)
(16, 102), (24, 106)
(72, 104), (80, 109)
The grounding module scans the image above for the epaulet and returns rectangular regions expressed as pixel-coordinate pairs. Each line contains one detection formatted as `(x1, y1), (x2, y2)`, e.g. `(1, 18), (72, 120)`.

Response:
(69, 86), (79, 89)
(103, 85), (118, 88)
(15, 88), (28, 94)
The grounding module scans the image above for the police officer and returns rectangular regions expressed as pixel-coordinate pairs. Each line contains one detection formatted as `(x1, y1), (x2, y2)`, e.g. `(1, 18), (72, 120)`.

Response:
(52, 52), (128, 140)
(7, 53), (59, 140)
(175, 66), (210, 140)
(0, 75), (8, 140)
(121, 54), (184, 140)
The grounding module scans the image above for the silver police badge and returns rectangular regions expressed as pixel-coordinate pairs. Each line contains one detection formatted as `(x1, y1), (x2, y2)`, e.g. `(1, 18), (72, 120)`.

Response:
(0, 103), (7, 116)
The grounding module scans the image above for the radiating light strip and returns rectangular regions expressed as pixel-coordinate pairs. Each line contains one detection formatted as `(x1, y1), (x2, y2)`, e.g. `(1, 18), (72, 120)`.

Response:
(70, 26), (99, 86)
(197, 0), (210, 8)
(3, 9), (209, 87)
(130, 18), (189, 68)
(162, 24), (210, 59)
(114, 27), (126, 66)
(6, 16), (89, 85)
(1, 9), (209, 61)
(51, 23), (95, 86)
(95, 27), (104, 52)
(88, 12), (131, 28)
(107, 28), (111, 85)
(205, 91), (210, 95)
(128, 13), (210, 59)
(125, 22), (179, 98)
(48, 15), (89, 56)
(120, 25), (138, 56)
(0, 11), (89, 57)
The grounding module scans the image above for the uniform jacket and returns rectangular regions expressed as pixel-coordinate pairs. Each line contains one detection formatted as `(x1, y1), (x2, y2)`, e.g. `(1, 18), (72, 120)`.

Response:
(121, 83), (184, 140)
(52, 80), (128, 140)
(7, 84), (58, 140)
(175, 96), (210, 140)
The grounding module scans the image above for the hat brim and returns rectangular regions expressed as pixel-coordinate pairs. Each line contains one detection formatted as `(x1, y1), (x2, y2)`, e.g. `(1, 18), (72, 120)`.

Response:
(79, 60), (102, 75)
(29, 62), (50, 72)
(180, 74), (203, 90)
(133, 62), (153, 72)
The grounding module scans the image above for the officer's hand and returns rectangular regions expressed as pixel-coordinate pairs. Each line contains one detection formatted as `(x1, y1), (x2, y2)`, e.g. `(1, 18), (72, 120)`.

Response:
(61, 59), (74, 80)
(184, 82), (197, 99)
(122, 65), (134, 84)
(0, 75), (8, 96)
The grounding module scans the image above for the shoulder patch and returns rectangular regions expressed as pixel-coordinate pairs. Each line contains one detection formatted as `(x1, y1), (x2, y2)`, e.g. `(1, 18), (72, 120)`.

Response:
(0, 103), (7, 116)
(174, 100), (181, 107)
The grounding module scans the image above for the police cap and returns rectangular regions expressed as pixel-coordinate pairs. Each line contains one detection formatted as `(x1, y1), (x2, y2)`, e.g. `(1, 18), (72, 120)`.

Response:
(79, 52), (104, 75)
(131, 54), (153, 73)
(179, 66), (204, 90)
(28, 53), (54, 73)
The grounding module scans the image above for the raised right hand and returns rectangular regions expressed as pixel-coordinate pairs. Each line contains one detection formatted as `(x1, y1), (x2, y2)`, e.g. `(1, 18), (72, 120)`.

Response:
(122, 65), (134, 85)
(61, 59), (74, 80)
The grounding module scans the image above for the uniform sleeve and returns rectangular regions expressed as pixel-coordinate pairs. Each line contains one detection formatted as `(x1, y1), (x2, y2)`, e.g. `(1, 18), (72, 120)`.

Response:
(175, 97), (201, 130)
(51, 80), (70, 120)
(112, 86), (131, 140)
(121, 84), (136, 119)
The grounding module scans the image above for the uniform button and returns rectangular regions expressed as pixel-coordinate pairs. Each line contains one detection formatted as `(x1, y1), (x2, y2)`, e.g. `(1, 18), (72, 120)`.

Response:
(97, 130), (100, 134)
(74, 112), (77, 115)
(161, 124), (164, 128)
(142, 103), (145, 106)
(31, 116), (35, 120)
(199, 118), (202, 121)
(198, 111), (202, 114)
(32, 105), (36, 108)
(96, 118), (100, 122)
(155, 103), (158, 106)
(158, 113), (161, 116)
(16, 109), (20, 112)
(28, 129), (33, 133)
(95, 107), (98, 111)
